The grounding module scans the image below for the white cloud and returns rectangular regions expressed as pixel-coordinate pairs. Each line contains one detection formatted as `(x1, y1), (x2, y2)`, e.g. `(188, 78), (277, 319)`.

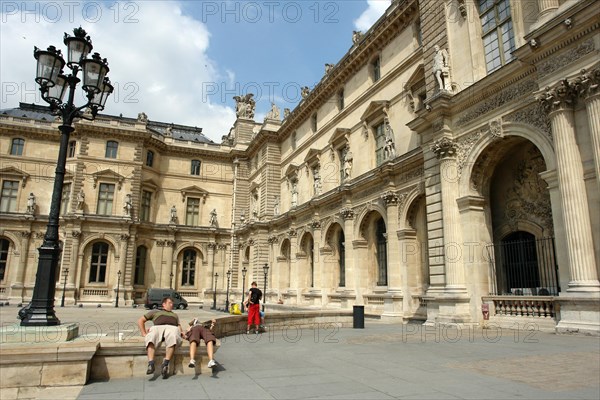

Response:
(0, 1), (235, 142)
(354, 0), (391, 32)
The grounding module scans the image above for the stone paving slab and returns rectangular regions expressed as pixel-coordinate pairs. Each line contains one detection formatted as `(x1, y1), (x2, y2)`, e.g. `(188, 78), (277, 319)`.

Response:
(74, 322), (599, 400)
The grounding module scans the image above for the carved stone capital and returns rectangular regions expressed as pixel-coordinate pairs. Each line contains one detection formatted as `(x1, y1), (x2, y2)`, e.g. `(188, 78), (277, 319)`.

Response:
(207, 242), (218, 250)
(120, 234), (130, 241)
(574, 67), (600, 100)
(247, 238), (255, 246)
(288, 228), (297, 238)
(309, 220), (321, 230)
(35, 232), (45, 239)
(217, 244), (227, 250)
(165, 240), (176, 247)
(340, 207), (355, 220)
(20, 231), (31, 238)
(431, 137), (457, 159)
(381, 191), (399, 206)
(71, 230), (82, 239)
(267, 235), (279, 244)
(537, 79), (577, 114)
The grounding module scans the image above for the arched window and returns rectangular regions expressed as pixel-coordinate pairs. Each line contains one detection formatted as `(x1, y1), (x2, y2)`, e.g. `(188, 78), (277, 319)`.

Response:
(338, 230), (345, 287)
(10, 138), (25, 155)
(182, 249), (196, 286)
(89, 242), (109, 283)
(376, 218), (387, 286)
(0, 238), (10, 281)
(134, 246), (147, 285)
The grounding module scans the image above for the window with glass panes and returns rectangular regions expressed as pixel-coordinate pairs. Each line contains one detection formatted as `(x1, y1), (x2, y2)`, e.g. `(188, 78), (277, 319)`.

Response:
(479, 0), (515, 73)
(338, 89), (344, 110)
(89, 242), (108, 283)
(372, 56), (381, 82)
(182, 249), (196, 286)
(10, 138), (24, 156)
(61, 183), (71, 215)
(146, 150), (154, 167)
(186, 198), (200, 226)
(68, 141), (76, 158)
(134, 246), (147, 285)
(0, 180), (19, 212)
(191, 159), (201, 175)
(105, 140), (118, 158)
(96, 183), (115, 215)
(374, 123), (386, 166)
(140, 190), (152, 222)
(0, 238), (9, 281)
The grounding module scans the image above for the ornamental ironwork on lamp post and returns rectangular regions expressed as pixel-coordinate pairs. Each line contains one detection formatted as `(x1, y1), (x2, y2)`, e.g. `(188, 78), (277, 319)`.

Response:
(21, 27), (113, 326)
(262, 263), (269, 312)
(115, 270), (121, 308)
(60, 268), (69, 307)
(241, 266), (247, 312)
(212, 272), (218, 310)
(225, 269), (231, 313)
(169, 272), (174, 289)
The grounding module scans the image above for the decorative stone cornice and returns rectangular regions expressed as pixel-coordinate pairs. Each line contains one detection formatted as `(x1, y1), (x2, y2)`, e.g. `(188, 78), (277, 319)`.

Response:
(156, 239), (175, 247)
(431, 137), (457, 159)
(340, 207), (355, 220)
(537, 79), (577, 113)
(381, 191), (399, 206)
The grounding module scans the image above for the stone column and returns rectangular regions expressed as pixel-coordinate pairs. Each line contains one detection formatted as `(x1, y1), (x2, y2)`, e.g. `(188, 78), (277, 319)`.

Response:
(8, 231), (32, 300)
(115, 234), (129, 304)
(207, 242), (217, 299)
(381, 191), (401, 292)
(431, 137), (467, 293)
(538, 81), (600, 292)
(341, 207), (359, 303)
(310, 220), (322, 289)
(576, 67), (600, 191)
(160, 240), (175, 288)
(69, 231), (81, 288)
(538, 0), (559, 19)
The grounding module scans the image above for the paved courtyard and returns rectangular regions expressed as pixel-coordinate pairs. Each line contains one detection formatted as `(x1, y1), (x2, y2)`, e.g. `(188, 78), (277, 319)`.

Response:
(1, 305), (599, 399)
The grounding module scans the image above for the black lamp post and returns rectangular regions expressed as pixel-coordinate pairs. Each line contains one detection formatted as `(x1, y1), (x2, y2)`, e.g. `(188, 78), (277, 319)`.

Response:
(211, 272), (218, 310)
(21, 27), (112, 326)
(225, 270), (231, 313)
(169, 272), (174, 289)
(60, 268), (69, 307)
(262, 263), (269, 312)
(115, 270), (121, 308)
(241, 266), (247, 312)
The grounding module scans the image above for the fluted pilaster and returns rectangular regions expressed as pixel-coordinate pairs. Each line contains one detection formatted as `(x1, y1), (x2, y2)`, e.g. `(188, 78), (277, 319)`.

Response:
(538, 0), (559, 19)
(574, 67), (600, 191)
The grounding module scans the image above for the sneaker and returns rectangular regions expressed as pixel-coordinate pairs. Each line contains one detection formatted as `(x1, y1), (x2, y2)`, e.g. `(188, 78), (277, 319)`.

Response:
(189, 318), (198, 327)
(255, 329), (259, 334)
(188, 359), (196, 368)
(146, 363), (155, 375)
(161, 363), (169, 379)
(246, 329), (250, 334)
(207, 359), (216, 368)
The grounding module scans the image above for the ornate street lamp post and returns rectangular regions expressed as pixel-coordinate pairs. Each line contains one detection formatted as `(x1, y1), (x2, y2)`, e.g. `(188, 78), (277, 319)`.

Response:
(241, 266), (247, 312)
(60, 268), (69, 307)
(262, 263), (269, 312)
(212, 272), (218, 310)
(115, 270), (121, 308)
(169, 272), (174, 289)
(225, 270), (231, 313)
(21, 27), (112, 326)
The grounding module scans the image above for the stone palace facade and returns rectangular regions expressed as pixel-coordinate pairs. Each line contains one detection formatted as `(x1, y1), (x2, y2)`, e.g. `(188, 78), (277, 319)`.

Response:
(1, 0), (599, 334)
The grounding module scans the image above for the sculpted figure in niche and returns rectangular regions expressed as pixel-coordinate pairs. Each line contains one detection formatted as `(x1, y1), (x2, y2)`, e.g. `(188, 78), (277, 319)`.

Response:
(383, 119), (396, 160)
(26, 193), (36, 214)
(291, 180), (298, 207)
(343, 146), (353, 179)
(76, 189), (85, 211)
(123, 193), (133, 217)
(433, 45), (450, 91)
(313, 167), (321, 196)
(273, 196), (280, 216)
(209, 208), (218, 227)
(170, 205), (178, 223)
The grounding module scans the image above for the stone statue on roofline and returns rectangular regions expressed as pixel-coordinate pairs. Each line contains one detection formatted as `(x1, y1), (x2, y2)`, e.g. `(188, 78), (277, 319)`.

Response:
(233, 93), (256, 119)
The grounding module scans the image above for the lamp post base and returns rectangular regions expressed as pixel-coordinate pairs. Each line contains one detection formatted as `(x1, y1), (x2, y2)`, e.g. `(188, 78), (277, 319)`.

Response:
(20, 245), (61, 326)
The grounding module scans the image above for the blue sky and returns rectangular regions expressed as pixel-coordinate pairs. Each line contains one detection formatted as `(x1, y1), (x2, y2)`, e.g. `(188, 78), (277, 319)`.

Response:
(1, 1), (390, 141)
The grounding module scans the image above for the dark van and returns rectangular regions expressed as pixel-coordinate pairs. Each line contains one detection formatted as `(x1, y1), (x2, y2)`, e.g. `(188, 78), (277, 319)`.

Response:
(145, 288), (188, 310)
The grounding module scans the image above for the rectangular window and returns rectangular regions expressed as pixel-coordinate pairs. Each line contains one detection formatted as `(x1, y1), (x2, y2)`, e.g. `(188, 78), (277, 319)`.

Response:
(105, 141), (118, 159)
(134, 246), (147, 285)
(191, 160), (201, 175)
(185, 198), (200, 226)
(374, 123), (386, 166)
(140, 190), (152, 222)
(0, 239), (9, 281)
(338, 89), (344, 111)
(89, 243), (108, 283)
(311, 113), (317, 132)
(480, 0), (515, 73)
(372, 56), (381, 82)
(96, 183), (115, 215)
(10, 138), (24, 156)
(61, 183), (71, 215)
(68, 141), (77, 158)
(0, 180), (19, 213)
(145, 150), (154, 167)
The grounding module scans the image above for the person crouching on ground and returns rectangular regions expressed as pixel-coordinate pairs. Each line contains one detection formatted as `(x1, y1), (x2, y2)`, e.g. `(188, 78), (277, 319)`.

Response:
(137, 296), (184, 379)
(244, 281), (262, 334)
(186, 318), (218, 369)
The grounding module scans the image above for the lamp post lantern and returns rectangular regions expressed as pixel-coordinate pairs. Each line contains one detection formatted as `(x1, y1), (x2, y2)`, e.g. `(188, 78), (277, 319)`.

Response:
(212, 272), (218, 310)
(241, 266), (247, 312)
(60, 268), (69, 307)
(115, 270), (121, 308)
(225, 269), (231, 313)
(21, 27), (113, 326)
(262, 263), (269, 312)
(169, 272), (174, 289)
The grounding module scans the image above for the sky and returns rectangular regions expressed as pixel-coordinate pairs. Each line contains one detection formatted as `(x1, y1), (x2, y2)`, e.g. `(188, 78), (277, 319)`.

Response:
(1, 0), (391, 142)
